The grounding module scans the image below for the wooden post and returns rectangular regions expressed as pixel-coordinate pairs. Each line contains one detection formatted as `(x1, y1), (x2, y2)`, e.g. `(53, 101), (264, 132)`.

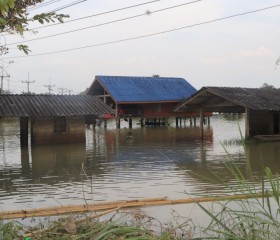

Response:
(20, 117), (29, 147)
(207, 116), (210, 125)
(190, 117), (193, 126)
(104, 119), (107, 128)
(153, 118), (156, 126)
(200, 109), (204, 139)
(176, 117), (178, 127)
(21, 146), (30, 175)
(245, 107), (250, 139)
(116, 118), (120, 129)
(92, 118), (96, 130)
(129, 118), (132, 128)
(194, 117), (196, 127)
(140, 118), (144, 127)
(179, 117), (182, 126)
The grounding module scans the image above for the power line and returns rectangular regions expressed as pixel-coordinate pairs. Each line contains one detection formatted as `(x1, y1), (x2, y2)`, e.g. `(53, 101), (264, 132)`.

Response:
(4, 3), (280, 59)
(27, 0), (160, 31)
(48, 0), (87, 13)
(7, 0), (200, 45)
(29, 0), (65, 11)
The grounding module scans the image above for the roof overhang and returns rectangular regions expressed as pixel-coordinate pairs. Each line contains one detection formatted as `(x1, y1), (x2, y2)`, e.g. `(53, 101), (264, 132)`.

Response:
(175, 87), (246, 113)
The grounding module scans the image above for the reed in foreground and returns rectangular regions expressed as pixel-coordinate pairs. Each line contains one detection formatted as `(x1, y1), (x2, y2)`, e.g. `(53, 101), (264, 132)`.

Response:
(0, 209), (194, 240)
(198, 135), (280, 239)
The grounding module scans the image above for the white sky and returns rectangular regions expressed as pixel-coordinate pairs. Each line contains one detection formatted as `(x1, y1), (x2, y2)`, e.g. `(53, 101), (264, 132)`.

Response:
(1, 0), (280, 94)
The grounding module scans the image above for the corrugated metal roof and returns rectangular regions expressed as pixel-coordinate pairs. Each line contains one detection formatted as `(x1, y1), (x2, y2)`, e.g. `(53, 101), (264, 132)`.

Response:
(207, 87), (280, 111)
(93, 75), (196, 103)
(0, 95), (113, 117)
(176, 87), (280, 112)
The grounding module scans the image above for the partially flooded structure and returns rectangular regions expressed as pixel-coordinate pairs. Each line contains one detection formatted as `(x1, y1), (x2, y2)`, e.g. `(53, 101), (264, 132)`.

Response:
(0, 95), (113, 145)
(86, 75), (210, 127)
(175, 87), (280, 139)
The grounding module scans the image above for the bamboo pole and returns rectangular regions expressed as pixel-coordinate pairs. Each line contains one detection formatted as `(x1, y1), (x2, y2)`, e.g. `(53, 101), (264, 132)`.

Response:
(0, 193), (268, 220)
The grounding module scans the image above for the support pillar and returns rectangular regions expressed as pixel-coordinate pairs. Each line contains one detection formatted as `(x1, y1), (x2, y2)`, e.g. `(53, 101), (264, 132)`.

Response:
(245, 107), (250, 139)
(21, 146), (30, 175)
(104, 119), (107, 128)
(92, 118), (96, 130)
(200, 109), (204, 139)
(140, 118), (144, 127)
(129, 118), (132, 128)
(116, 118), (120, 129)
(194, 117), (196, 127)
(20, 117), (29, 147)
(176, 117), (178, 127)
(190, 117), (193, 126)
(207, 116), (210, 125)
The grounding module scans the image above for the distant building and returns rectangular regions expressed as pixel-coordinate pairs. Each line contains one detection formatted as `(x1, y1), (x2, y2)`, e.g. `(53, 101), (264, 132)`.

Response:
(86, 75), (209, 127)
(175, 87), (280, 139)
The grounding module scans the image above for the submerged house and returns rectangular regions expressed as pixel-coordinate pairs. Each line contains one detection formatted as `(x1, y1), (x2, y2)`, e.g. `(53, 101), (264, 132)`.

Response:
(175, 87), (280, 139)
(86, 75), (210, 127)
(0, 95), (113, 145)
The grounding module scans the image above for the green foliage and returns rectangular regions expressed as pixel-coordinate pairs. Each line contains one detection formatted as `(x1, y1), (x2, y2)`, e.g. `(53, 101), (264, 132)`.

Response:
(0, 221), (24, 239)
(198, 139), (280, 239)
(0, 0), (69, 55)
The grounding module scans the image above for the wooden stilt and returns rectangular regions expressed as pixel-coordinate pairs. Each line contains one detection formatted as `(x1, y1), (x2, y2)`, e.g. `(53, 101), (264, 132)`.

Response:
(116, 118), (120, 129)
(200, 109), (204, 139)
(20, 117), (29, 147)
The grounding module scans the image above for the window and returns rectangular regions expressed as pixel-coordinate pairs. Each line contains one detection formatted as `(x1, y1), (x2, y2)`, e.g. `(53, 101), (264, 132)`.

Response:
(54, 117), (66, 132)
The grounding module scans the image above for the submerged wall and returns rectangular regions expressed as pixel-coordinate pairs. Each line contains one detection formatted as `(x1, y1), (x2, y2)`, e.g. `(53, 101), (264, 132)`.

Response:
(248, 110), (280, 137)
(31, 116), (85, 145)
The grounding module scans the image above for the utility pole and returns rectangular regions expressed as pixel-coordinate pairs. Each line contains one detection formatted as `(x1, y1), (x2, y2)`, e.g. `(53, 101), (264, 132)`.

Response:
(58, 86), (67, 95)
(44, 79), (55, 94)
(68, 89), (73, 95)
(0, 65), (10, 95)
(22, 72), (35, 94)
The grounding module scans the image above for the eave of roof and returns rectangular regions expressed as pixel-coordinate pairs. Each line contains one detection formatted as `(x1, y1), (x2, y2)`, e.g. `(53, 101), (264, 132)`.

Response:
(0, 95), (114, 118)
(175, 87), (280, 112)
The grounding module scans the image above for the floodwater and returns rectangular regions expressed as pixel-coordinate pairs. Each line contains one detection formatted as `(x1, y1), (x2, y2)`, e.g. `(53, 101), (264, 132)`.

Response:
(0, 114), (280, 214)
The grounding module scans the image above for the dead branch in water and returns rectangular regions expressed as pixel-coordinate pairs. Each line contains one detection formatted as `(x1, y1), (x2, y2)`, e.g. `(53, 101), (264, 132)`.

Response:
(0, 193), (268, 220)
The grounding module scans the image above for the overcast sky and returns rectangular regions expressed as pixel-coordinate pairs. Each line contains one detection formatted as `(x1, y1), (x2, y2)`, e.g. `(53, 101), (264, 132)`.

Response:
(1, 0), (280, 94)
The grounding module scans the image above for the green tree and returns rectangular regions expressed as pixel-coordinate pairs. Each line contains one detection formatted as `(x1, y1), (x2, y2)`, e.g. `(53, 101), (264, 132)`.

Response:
(0, 0), (68, 54)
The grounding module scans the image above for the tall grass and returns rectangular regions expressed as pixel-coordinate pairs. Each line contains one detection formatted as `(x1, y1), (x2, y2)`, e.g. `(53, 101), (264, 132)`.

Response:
(198, 130), (280, 239)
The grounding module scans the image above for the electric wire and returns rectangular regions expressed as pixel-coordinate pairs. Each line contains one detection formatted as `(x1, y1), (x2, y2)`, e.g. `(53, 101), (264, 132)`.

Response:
(29, 0), (64, 11)
(27, 0), (160, 31)
(48, 0), (87, 13)
(7, 0), (203, 46)
(3, 3), (280, 59)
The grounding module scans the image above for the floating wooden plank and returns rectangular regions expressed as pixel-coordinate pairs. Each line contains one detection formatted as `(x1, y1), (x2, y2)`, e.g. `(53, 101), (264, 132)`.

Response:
(0, 193), (267, 220)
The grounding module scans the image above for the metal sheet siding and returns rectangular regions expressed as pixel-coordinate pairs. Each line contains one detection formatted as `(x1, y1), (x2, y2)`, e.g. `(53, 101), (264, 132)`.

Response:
(96, 76), (196, 103)
(0, 95), (113, 117)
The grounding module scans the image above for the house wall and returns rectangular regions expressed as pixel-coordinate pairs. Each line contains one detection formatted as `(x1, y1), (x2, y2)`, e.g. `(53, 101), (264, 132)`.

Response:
(143, 103), (211, 117)
(248, 110), (275, 137)
(31, 116), (85, 145)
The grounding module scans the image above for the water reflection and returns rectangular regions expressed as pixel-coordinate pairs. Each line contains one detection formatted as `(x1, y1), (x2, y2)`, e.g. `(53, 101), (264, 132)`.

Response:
(0, 116), (280, 211)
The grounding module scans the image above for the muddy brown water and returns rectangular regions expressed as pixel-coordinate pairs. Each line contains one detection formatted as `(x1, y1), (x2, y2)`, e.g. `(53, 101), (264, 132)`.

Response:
(0, 114), (280, 214)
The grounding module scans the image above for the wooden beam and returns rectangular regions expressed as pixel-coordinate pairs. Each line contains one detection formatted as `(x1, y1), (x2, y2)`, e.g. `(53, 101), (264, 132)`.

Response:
(0, 193), (269, 220)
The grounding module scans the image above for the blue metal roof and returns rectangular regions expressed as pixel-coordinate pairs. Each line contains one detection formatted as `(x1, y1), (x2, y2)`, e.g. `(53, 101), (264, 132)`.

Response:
(96, 76), (196, 103)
